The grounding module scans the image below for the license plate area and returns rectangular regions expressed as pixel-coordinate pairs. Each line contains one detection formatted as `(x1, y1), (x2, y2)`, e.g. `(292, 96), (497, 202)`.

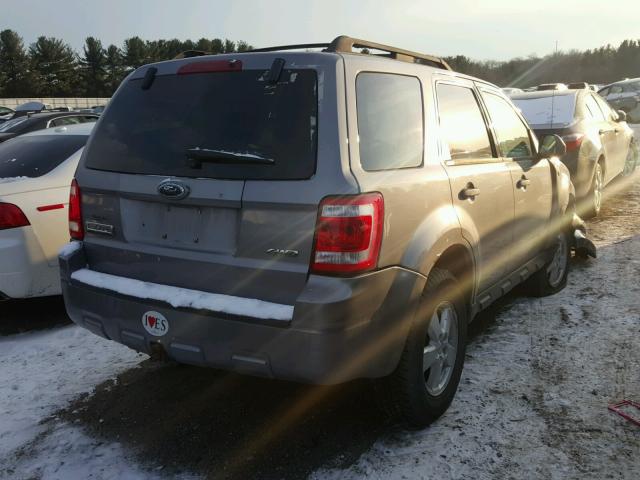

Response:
(121, 199), (238, 254)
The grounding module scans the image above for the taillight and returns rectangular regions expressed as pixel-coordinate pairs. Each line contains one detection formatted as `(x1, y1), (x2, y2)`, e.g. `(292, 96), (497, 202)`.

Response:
(311, 193), (384, 274)
(69, 178), (84, 240)
(562, 133), (584, 152)
(0, 203), (30, 230)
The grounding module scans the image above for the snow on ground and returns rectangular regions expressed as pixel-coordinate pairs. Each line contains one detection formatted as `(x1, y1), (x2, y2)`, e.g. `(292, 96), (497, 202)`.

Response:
(1, 174), (640, 479)
(313, 178), (640, 479)
(0, 326), (154, 478)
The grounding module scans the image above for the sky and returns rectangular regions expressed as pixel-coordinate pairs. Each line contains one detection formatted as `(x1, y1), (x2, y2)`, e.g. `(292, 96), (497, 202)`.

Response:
(2, 0), (639, 61)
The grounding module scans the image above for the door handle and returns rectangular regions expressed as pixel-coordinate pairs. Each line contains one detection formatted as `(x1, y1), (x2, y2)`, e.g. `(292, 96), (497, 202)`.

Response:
(460, 185), (480, 199)
(517, 177), (531, 189)
(599, 129), (608, 135)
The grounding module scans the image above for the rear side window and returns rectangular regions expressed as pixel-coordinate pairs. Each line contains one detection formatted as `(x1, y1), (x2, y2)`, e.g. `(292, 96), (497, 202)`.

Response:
(0, 135), (86, 178)
(356, 73), (423, 171)
(482, 93), (533, 159)
(85, 69), (318, 180)
(436, 83), (493, 161)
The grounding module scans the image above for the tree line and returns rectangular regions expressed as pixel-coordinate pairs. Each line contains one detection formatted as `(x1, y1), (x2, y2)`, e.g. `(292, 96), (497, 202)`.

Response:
(0, 29), (252, 98)
(1, 28), (639, 99)
(445, 39), (640, 87)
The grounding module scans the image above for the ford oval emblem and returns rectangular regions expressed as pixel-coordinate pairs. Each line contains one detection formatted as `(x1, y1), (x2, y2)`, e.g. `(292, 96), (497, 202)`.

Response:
(157, 180), (190, 200)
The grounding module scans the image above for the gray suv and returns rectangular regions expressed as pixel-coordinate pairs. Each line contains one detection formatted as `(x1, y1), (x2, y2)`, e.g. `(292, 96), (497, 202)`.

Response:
(60, 36), (589, 427)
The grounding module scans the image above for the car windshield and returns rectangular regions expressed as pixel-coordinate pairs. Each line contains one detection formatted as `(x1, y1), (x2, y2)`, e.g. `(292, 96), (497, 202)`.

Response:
(512, 94), (576, 127)
(85, 69), (318, 180)
(0, 134), (87, 178)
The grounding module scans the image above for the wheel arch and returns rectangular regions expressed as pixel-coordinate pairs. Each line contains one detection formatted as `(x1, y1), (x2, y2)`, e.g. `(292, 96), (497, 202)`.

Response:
(428, 244), (475, 320)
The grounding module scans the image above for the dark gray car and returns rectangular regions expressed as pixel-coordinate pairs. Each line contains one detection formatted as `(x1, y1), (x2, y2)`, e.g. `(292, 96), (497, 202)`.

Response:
(598, 78), (640, 123)
(512, 89), (635, 217)
(60, 35), (591, 427)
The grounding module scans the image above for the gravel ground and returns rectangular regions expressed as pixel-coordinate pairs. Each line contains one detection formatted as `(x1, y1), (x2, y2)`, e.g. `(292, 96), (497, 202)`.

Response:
(1, 171), (639, 480)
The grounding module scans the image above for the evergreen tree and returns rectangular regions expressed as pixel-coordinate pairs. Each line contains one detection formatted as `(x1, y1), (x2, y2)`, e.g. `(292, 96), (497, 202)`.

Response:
(80, 37), (106, 96)
(236, 40), (251, 52)
(223, 39), (236, 53)
(196, 38), (212, 53)
(29, 36), (78, 96)
(0, 29), (33, 96)
(122, 36), (148, 71)
(104, 44), (126, 95)
(210, 38), (224, 54)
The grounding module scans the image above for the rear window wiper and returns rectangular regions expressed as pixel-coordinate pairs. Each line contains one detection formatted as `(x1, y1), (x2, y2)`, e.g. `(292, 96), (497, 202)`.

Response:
(185, 147), (274, 169)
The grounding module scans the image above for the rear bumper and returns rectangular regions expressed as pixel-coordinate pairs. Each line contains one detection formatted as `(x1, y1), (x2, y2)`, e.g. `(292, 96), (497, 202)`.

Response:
(0, 226), (60, 299)
(60, 244), (426, 384)
(559, 150), (595, 198)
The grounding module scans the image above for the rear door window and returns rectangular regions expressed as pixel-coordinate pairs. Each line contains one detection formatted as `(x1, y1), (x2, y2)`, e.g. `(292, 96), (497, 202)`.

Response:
(0, 135), (86, 178)
(436, 83), (493, 161)
(85, 69), (318, 180)
(482, 93), (533, 158)
(356, 73), (423, 170)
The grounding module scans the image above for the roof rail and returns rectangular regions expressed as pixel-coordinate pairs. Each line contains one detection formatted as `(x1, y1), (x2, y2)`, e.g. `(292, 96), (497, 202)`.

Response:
(174, 50), (209, 59)
(249, 43), (330, 53)
(248, 35), (451, 71)
(327, 36), (451, 70)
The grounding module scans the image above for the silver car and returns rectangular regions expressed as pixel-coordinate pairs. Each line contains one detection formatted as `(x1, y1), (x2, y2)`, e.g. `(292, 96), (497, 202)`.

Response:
(60, 35), (591, 427)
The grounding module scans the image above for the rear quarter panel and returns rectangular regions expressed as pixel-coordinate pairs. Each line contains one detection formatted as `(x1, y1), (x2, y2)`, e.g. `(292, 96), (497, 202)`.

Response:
(342, 56), (471, 278)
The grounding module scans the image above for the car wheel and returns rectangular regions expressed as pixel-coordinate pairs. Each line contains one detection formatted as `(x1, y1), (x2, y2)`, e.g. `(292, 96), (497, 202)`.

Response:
(586, 161), (604, 218)
(623, 140), (639, 177)
(527, 230), (570, 297)
(375, 268), (467, 428)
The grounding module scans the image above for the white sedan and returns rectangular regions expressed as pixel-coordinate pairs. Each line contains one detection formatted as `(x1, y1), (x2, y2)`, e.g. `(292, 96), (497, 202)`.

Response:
(0, 123), (94, 299)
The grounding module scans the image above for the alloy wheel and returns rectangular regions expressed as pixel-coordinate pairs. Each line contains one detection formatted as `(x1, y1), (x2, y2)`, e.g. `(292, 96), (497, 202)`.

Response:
(423, 302), (459, 396)
(547, 233), (568, 288)
(593, 164), (603, 214)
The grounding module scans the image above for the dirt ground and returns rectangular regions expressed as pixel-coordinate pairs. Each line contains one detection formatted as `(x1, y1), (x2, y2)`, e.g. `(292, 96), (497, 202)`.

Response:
(2, 172), (640, 480)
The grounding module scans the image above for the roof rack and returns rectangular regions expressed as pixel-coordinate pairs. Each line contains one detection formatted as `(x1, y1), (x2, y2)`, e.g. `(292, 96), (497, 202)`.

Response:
(249, 35), (452, 71)
(174, 50), (209, 59)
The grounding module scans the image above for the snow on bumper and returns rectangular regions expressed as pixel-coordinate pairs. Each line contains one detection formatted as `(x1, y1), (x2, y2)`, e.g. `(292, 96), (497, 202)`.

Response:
(70, 268), (294, 322)
(59, 243), (424, 384)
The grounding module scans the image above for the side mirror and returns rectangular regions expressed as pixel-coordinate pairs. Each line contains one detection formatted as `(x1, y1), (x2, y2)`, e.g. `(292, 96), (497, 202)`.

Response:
(538, 134), (566, 159)
(616, 110), (627, 122)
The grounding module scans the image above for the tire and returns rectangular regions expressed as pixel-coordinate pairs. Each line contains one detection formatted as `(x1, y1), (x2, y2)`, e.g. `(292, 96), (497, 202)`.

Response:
(622, 140), (639, 177)
(527, 230), (571, 297)
(375, 268), (468, 428)
(585, 161), (604, 218)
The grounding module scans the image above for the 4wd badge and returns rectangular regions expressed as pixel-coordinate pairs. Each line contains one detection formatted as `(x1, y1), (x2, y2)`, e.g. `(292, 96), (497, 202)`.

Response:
(142, 311), (169, 336)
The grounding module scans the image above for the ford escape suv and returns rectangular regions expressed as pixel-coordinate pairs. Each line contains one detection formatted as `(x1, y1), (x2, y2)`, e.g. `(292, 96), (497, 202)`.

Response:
(60, 36), (590, 427)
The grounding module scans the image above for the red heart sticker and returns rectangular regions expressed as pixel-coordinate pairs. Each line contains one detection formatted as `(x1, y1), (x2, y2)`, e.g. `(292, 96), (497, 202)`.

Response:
(147, 316), (156, 328)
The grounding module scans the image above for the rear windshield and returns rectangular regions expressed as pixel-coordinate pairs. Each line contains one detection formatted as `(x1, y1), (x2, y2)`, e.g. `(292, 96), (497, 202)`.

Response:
(0, 135), (86, 179)
(85, 69), (318, 180)
(512, 95), (576, 127)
